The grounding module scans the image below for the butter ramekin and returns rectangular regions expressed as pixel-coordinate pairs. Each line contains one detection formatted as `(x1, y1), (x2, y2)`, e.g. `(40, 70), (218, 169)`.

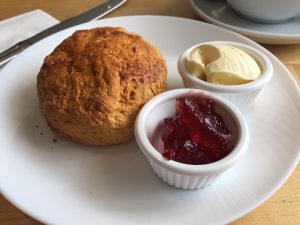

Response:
(134, 89), (249, 190)
(177, 41), (273, 114)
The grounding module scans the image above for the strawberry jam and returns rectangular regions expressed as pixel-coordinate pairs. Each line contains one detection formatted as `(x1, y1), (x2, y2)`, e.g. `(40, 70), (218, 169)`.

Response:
(161, 93), (234, 165)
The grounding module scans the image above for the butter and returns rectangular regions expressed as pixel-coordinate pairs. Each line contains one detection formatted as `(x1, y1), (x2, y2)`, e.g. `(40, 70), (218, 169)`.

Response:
(186, 44), (261, 85)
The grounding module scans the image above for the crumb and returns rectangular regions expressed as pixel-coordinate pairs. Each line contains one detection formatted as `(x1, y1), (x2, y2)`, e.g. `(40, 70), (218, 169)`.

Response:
(53, 138), (58, 143)
(40, 132), (43, 135)
(35, 124), (39, 129)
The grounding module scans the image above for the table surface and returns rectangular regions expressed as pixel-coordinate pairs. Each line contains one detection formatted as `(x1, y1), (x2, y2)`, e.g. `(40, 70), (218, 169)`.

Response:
(0, 0), (299, 225)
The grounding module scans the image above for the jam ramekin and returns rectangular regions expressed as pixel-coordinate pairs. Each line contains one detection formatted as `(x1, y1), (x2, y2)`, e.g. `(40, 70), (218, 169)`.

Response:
(177, 41), (273, 114)
(134, 89), (249, 190)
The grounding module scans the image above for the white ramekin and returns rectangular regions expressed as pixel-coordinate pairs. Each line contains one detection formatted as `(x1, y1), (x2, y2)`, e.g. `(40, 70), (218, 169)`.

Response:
(134, 89), (249, 190)
(177, 41), (273, 114)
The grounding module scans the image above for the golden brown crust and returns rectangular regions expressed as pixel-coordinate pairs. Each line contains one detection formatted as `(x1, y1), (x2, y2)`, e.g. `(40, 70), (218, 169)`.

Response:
(37, 27), (167, 145)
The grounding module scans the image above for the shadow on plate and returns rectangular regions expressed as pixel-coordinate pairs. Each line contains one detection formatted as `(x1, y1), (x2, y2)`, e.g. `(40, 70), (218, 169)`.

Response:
(6, 79), (210, 217)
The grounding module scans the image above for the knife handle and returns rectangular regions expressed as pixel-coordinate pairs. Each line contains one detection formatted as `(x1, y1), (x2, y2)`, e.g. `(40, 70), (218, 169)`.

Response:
(0, 41), (30, 69)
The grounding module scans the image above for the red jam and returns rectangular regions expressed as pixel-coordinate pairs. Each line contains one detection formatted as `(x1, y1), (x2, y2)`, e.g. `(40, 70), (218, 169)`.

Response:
(161, 93), (234, 165)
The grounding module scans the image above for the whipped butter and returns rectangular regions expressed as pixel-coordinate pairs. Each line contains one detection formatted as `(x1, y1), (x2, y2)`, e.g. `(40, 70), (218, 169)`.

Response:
(186, 44), (261, 85)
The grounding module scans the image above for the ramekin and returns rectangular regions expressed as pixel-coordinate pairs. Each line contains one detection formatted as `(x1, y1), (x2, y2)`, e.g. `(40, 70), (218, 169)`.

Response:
(177, 41), (273, 114)
(134, 89), (249, 190)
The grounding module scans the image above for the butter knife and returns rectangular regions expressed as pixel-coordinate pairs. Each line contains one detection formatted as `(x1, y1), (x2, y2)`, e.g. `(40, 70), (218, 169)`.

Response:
(0, 0), (126, 68)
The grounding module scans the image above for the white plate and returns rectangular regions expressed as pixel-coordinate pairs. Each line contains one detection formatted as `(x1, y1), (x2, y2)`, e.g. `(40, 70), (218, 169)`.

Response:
(190, 0), (300, 44)
(0, 16), (300, 225)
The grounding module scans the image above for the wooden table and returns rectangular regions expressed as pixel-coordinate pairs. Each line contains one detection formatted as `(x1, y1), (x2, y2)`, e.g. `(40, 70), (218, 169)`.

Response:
(0, 0), (299, 224)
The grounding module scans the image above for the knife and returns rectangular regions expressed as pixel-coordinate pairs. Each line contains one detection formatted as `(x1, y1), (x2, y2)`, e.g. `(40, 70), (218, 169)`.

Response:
(0, 0), (126, 68)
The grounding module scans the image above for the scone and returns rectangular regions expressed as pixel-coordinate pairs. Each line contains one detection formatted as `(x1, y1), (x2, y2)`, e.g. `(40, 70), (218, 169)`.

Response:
(37, 27), (167, 145)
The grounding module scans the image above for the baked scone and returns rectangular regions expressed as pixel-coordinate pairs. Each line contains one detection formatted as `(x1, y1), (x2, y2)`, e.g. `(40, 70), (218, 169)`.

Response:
(37, 27), (167, 145)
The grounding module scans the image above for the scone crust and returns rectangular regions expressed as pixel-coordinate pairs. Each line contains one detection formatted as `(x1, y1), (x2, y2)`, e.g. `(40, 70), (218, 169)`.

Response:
(37, 27), (167, 145)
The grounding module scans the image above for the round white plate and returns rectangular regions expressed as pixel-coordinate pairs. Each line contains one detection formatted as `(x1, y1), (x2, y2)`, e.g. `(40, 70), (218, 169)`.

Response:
(190, 0), (300, 44)
(0, 16), (300, 225)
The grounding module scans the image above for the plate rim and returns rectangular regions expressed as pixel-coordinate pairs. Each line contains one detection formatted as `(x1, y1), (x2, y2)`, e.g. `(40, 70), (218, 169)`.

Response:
(190, 0), (300, 43)
(1, 15), (300, 225)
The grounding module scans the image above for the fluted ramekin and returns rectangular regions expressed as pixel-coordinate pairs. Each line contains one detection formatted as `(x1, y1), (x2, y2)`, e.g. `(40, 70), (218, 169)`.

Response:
(134, 89), (249, 190)
(177, 41), (273, 114)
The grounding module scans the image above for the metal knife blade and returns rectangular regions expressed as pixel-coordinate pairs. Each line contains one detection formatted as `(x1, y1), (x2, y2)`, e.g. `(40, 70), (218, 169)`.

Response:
(0, 0), (126, 68)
